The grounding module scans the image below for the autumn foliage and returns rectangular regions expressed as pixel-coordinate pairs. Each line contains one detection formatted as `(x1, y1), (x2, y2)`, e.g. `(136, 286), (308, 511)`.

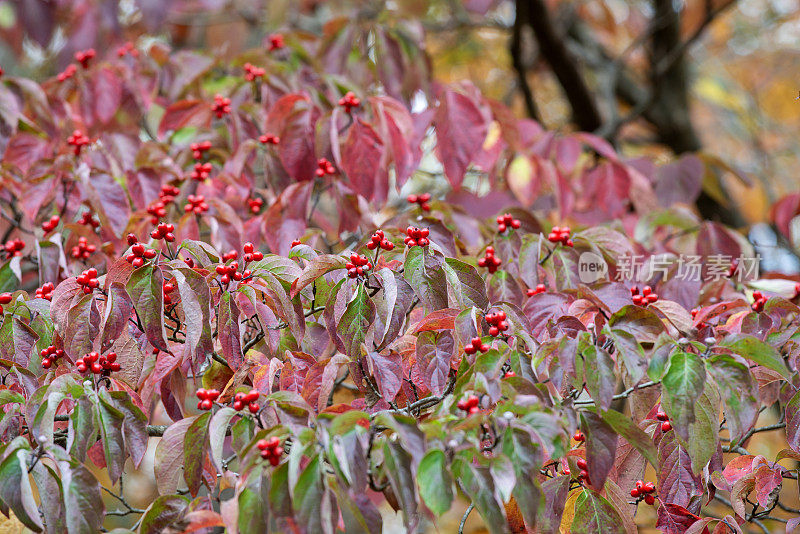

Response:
(0, 7), (799, 534)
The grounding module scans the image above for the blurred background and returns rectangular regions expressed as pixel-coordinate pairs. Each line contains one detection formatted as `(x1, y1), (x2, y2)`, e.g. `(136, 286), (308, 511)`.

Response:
(3, 0), (800, 532)
(4, 0), (800, 230)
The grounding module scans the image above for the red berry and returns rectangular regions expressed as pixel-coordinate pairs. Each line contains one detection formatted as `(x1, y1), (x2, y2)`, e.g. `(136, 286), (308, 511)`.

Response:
(661, 421), (672, 432)
(630, 489), (640, 498)
(644, 494), (655, 505)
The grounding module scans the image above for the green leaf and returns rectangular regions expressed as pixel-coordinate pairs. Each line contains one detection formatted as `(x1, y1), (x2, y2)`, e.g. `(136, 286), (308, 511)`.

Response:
(581, 345), (616, 411)
(718, 334), (791, 379)
(382, 441), (420, 530)
(502, 427), (544, 528)
(403, 246), (448, 312)
(95, 389), (126, 483)
(451, 457), (507, 534)
(0, 439), (41, 531)
(685, 380), (720, 472)
(443, 258), (489, 309)
(571, 488), (626, 534)
(337, 284), (375, 358)
(417, 449), (453, 516)
(138, 494), (189, 534)
(599, 408), (658, 468)
(238, 477), (270, 532)
(172, 268), (213, 362)
(607, 328), (647, 384)
(105, 390), (149, 469)
(290, 254), (348, 297)
(0, 257), (21, 293)
(706, 355), (759, 444)
(293, 454), (334, 533)
(184, 411), (212, 496)
(126, 263), (168, 351)
(63, 294), (100, 360)
(661, 351), (706, 441)
(48, 446), (105, 534)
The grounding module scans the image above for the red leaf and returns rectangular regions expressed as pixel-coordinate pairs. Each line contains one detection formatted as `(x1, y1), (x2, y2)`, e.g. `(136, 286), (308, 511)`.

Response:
(415, 330), (454, 396)
(341, 119), (387, 202)
(158, 100), (213, 138)
(266, 94), (319, 182)
(93, 67), (122, 124)
(368, 351), (404, 402)
(771, 193), (800, 240)
(410, 308), (460, 333)
(656, 504), (706, 534)
(433, 87), (488, 188)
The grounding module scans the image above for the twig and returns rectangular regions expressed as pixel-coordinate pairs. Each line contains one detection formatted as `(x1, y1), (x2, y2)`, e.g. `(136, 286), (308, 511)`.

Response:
(459, 503), (474, 534)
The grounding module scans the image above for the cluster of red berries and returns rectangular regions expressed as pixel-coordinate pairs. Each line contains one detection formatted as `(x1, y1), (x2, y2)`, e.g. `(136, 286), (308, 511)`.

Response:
(41, 215), (60, 233)
(56, 64), (77, 82)
(196, 388), (220, 410)
(35, 282), (55, 300)
(485, 310), (509, 337)
(456, 395), (480, 415)
(547, 226), (573, 247)
(2, 239), (24, 258)
(163, 280), (175, 304)
(403, 226), (429, 248)
(630, 480), (657, 505)
(76, 268), (100, 293)
(365, 230), (394, 251)
(247, 197), (264, 214)
(656, 409), (672, 432)
(74, 49), (96, 69)
(70, 236), (96, 259)
(463, 336), (490, 355)
(151, 222), (176, 242)
(527, 283), (546, 296)
(76, 351), (120, 374)
(222, 250), (238, 261)
(215, 261), (251, 285)
(631, 286), (658, 306)
(67, 130), (90, 156)
(477, 246), (501, 273)
(159, 184), (181, 204)
(257, 436), (284, 465)
(315, 158), (336, 177)
(752, 291), (768, 312)
(40, 346), (65, 369)
(346, 253), (373, 279)
(233, 389), (260, 412)
(242, 242), (264, 263)
(185, 194), (209, 215)
(406, 193), (431, 211)
(190, 162), (213, 182)
(212, 94), (232, 118)
(575, 457), (591, 485)
(259, 134), (279, 145)
(116, 41), (138, 57)
(78, 211), (100, 229)
(338, 91), (360, 112)
(190, 140), (212, 160)
(496, 213), (521, 233)
(268, 34), (285, 51)
(125, 234), (158, 267)
(0, 292), (12, 314)
(243, 63), (266, 81)
(146, 201), (166, 224)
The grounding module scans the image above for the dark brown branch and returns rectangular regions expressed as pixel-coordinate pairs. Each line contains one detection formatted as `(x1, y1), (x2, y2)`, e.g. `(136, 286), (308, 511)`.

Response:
(519, 0), (602, 132)
(510, 5), (541, 121)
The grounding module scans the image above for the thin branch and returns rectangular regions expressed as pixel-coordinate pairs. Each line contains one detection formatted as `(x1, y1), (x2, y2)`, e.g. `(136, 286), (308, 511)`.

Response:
(459, 503), (475, 534)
